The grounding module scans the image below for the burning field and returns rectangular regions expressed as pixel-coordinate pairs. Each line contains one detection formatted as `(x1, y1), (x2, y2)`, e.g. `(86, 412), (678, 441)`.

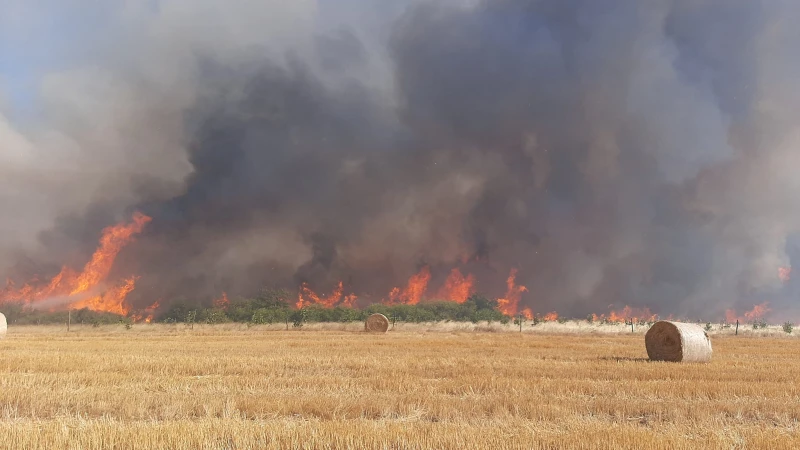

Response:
(3, 1), (800, 447)
(4, 0), (800, 326)
(0, 211), (793, 328)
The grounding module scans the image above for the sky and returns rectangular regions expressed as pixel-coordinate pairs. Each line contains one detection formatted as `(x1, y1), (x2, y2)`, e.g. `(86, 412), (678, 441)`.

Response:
(0, 3), (117, 122)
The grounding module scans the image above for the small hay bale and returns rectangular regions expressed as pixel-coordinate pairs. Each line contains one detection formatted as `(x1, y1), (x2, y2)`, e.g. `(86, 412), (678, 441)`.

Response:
(365, 313), (389, 333)
(0, 313), (6, 339)
(645, 321), (712, 363)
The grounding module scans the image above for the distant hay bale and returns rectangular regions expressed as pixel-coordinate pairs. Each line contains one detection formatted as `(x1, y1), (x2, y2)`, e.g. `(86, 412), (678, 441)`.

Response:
(365, 313), (389, 333)
(645, 321), (712, 363)
(0, 313), (7, 339)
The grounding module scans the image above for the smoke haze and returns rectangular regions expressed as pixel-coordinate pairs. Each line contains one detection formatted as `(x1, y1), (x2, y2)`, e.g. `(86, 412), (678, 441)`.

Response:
(2, 0), (800, 319)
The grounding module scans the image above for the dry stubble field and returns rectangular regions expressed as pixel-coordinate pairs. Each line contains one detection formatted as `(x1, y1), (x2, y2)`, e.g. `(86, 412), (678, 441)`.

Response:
(0, 323), (798, 449)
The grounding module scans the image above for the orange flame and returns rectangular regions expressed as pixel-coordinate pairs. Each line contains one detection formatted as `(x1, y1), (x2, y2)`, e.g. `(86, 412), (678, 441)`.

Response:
(297, 281), (352, 308)
(726, 302), (771, 323)
(436, 268), (475, 303)
(743, 302), (771, 321)
(0, 213), (151, 316)
(213, 292), (230, 309)
(385, 266), (431, 305)
(542, 311), (558, 322)
(71, 276), (138, 316)
(594, 305), (657, 324)
(779, 266), (792, 283)
(132, 300), (160, 323)
(342, 293), (358, 308)
(496, 268), (528, 316)
(520, 307), (533, 320)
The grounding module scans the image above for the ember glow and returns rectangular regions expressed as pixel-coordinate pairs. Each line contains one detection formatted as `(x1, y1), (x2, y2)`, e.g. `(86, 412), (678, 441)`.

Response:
(0, 213), (151, 315)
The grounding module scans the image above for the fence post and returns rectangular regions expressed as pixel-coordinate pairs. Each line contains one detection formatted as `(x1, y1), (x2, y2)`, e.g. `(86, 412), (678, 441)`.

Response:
(735, 319), (739, 336)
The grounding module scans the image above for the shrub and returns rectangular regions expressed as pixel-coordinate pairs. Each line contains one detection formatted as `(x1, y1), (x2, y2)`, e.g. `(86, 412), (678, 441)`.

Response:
(783, 322), (793, 334)
(202, 308), (229, 324)
(251, 308), (290, 325)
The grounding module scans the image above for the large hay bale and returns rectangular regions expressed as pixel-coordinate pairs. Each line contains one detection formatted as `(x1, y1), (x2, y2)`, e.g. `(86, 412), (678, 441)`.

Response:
(0, 313), (7, 339)
(645, 321), (712, 363)
(365, 313), (389, 333)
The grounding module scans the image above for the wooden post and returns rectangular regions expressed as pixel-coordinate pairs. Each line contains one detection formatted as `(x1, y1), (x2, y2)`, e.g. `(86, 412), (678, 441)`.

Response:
(67, 309), (71, 332)
(735, 319), (739, 335)
(631, 320), (634, 333)
(519, 314), (523, 332)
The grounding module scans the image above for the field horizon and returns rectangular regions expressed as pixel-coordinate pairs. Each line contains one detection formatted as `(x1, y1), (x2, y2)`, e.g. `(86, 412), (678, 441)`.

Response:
(0, 323), (797, 449)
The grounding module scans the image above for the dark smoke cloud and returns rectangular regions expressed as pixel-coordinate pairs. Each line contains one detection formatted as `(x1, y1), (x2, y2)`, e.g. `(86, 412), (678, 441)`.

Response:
(4, 0), (800, 319)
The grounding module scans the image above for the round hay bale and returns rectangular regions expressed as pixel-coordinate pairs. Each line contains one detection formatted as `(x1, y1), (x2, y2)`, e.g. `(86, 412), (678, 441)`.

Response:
(645, 321), (712, 363)
(365, 313), (389, 333)
(0, 313), (7, 339)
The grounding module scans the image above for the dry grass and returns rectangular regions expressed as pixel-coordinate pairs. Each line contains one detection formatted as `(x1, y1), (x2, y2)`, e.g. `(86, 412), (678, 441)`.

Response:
(0, 324), (798, 449)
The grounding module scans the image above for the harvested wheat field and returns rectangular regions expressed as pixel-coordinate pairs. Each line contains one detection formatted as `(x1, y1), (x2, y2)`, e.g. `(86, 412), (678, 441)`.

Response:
(0, 324), (798, 449)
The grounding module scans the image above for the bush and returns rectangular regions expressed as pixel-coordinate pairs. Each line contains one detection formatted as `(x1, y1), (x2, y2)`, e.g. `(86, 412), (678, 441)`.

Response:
(201, 308), (229, 324)
(251, 308), (290, 325)
(0, 289), (517, 327)
(783, 322), (793, 334)
(1, 306), (127, 326)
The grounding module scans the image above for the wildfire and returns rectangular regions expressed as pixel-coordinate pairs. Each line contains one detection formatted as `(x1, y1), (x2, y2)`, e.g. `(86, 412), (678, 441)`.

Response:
(496, 268), (528, 316)
(744, 302), (771, 320)
(517, 310), (557, 322)
(0, 213), (151, 316)
(436, 268), (476, 303)
(385, 266), (432, 305)
(779, 266), (792, 283)
(213, 292), (230, 309)
(131, 300), (160, 323)
(726, 302), (771, 323)
(70, 276), (138, 316)
(542, 311), (558, 322)
(592, 306), (657, 324)
(297, 281), (350, 308)
(342, 293), (358, 308)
